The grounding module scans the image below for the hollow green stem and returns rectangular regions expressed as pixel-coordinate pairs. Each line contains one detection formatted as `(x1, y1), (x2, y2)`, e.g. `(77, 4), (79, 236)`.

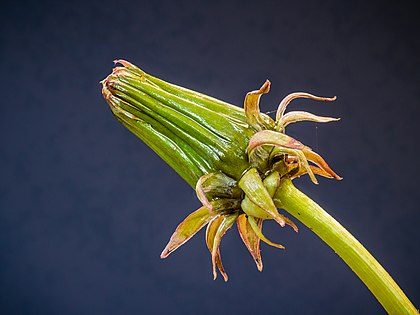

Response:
(273, 178), (418, 315)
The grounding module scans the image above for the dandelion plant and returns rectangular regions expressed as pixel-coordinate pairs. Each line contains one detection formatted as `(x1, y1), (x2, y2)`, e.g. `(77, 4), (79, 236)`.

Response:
(101, 60), (418, 314)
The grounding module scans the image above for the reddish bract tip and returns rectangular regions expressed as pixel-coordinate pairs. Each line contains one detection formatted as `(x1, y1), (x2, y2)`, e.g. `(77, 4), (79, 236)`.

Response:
(113, 59), (136, 68)
(160, 249), (169, 259)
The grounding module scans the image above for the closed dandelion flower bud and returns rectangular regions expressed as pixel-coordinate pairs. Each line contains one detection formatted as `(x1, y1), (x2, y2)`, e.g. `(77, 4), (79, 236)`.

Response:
(101, 60), (419, 314)
(102, 60), (341, 280)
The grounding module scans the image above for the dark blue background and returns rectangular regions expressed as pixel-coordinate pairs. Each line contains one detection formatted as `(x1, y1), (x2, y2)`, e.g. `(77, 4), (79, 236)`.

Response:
(1, 0), (419, 314)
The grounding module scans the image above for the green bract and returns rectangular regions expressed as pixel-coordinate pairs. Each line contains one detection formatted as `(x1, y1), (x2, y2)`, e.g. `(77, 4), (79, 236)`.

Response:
(102, 60), (340, 280)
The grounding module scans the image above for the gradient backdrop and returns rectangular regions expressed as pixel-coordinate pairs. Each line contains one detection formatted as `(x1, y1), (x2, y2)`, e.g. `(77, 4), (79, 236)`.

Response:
(1, 0), (419, 314)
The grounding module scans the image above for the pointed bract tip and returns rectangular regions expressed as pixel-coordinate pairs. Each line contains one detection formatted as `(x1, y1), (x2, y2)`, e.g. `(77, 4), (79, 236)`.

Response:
(160, 248), (170, 259)
(222, 273), (229, 282)
(113, 59), (126, 65)
(261, 79), (271, 92)
(113, 59), (136, 68)
(276, 218), (286, 227)
(284, 216), (299, 233)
